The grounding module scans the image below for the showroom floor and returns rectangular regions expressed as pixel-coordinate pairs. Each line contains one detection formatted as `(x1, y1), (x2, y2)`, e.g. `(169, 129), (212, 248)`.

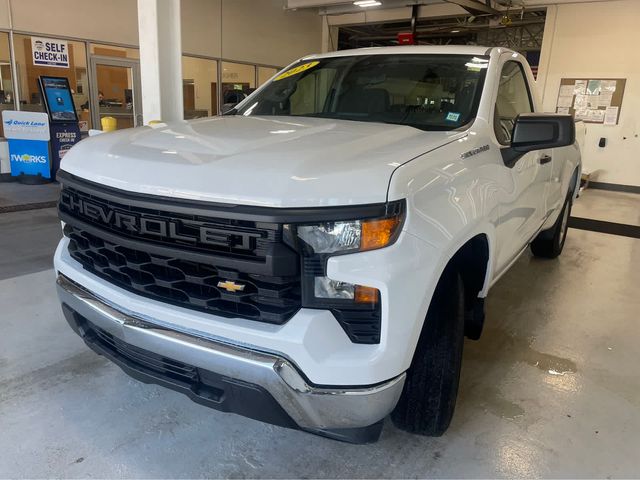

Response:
(0, 181), (60, 214)
(1, 190), (639, 478)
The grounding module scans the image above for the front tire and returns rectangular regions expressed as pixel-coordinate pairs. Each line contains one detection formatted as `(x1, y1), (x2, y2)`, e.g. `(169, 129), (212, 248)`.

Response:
(391, 265), (465, 436)
(531, 192), (572, 259)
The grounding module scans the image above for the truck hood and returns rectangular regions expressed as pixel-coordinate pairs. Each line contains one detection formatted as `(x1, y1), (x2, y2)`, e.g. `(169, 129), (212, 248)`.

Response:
(61, 116), (464, 207)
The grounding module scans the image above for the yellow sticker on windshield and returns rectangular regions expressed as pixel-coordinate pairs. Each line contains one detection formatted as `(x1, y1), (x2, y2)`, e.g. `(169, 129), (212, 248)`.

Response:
(273, 61), (320, 81)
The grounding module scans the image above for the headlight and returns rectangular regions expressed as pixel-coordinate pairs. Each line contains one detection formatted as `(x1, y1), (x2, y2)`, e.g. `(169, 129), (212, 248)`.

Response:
(282, 201), (404, 344)
(295, 214), (404, 255)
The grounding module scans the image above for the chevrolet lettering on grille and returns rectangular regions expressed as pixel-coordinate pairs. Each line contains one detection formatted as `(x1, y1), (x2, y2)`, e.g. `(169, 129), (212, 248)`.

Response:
(60, 189), (262, 251)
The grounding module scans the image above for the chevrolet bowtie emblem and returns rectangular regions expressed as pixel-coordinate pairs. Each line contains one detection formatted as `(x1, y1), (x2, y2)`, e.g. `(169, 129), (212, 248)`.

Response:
(217, 280), (246, 293)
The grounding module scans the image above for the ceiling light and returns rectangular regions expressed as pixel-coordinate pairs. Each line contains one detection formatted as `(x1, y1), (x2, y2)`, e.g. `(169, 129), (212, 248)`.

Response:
(354, 0), (382, 7)
(451, 30), (460, 33)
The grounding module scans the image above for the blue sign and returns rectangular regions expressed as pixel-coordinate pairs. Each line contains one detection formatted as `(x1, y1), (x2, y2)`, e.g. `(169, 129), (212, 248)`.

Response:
(50, 123), (81, 174)
(8, 138), (51, 178)
(2, 110), (51, 180)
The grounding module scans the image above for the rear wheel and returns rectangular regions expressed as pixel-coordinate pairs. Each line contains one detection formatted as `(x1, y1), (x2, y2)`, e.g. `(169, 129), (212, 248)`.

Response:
(531, 192), (572, 258)
(391, 265), (465, 436)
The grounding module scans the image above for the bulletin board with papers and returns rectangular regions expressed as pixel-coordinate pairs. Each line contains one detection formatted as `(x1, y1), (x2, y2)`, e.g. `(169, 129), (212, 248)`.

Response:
(555, 78), (626, 125)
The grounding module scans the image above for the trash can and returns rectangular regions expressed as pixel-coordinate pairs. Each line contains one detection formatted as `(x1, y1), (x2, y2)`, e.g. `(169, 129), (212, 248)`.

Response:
(101, 116), (117, 132)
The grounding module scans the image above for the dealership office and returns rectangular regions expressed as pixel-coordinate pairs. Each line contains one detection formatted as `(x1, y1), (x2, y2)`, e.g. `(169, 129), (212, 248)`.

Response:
(0, 0), (639, 478)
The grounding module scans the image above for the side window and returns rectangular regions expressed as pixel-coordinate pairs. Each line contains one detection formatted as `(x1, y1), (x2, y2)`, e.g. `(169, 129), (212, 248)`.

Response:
(494, 61), (533, 145)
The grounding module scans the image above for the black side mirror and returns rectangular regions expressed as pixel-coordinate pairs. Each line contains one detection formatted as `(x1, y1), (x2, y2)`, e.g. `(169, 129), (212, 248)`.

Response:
(511, 113), (575, 152)
(502, 113), (575, 166)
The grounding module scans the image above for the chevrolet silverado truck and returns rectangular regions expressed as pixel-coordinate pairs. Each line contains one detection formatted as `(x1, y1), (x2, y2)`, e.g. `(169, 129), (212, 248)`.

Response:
(55, 46), (581, 443)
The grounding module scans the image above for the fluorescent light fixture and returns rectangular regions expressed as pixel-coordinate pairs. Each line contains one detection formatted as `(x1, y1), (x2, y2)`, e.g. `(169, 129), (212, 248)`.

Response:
(354, 0), (382, 7)
(465, 58), (489, 69)
(451, 30), (460, 33)
(465, 62), (488, 69)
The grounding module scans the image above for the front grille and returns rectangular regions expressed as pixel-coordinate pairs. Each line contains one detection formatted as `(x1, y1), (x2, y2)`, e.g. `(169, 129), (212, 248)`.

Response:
(59, 184), (280, 260)
(66, 225), (301, 323)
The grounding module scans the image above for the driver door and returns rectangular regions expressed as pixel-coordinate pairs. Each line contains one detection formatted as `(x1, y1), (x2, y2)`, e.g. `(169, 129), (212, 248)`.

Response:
(493, 58), (552, 273)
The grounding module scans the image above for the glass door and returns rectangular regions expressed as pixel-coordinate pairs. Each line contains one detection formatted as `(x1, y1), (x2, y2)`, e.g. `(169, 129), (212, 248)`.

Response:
(89, 56), (142, 130)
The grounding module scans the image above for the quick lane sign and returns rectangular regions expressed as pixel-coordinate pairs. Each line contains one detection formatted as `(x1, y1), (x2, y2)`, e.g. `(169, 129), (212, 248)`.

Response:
(2, 111), (51, 178)
(31, 37), (69, 68)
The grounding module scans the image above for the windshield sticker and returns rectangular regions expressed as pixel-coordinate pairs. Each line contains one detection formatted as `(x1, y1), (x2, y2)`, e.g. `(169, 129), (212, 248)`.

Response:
(273, 61), (320, 81)
(446, 112), (461, 122)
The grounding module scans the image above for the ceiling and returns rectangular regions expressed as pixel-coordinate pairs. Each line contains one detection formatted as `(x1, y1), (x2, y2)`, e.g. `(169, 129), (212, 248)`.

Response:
(285, 0), (618, 15)
(335, 7), (546, 51)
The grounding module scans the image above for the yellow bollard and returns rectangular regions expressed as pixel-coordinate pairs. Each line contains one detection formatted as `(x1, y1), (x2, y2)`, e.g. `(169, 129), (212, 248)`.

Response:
(101, 116), (117, 132)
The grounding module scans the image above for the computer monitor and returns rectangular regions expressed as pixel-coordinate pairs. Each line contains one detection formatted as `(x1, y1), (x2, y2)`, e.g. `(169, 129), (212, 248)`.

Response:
(38, 76), (79, 123)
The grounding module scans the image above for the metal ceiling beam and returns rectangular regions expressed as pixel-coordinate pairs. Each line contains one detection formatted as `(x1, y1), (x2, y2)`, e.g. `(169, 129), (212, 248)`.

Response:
(442, 0), (500, 15)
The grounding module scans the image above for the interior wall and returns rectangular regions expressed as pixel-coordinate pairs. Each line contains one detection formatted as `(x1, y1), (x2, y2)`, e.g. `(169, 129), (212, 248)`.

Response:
(8, 0), (140, 46)
(181, 0), (222, 58)
(536, 0), (640, 186)
(220, 0), (322, 66)
(0, 0), (320, 67)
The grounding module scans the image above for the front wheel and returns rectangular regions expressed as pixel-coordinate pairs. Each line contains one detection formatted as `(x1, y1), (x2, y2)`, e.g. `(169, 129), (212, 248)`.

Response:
(391, 265), (465, 436)
(531, 192), (572, 259)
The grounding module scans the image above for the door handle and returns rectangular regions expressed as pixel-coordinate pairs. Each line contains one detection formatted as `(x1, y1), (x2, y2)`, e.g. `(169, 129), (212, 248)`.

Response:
(539, 154), (552, 165)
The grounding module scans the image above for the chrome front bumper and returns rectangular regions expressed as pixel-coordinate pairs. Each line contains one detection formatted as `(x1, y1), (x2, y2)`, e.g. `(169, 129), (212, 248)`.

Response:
(56, 274), (405, 442)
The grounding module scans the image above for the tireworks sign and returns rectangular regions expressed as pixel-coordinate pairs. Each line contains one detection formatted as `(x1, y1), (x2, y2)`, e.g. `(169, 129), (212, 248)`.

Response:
(10, 153), (48, 164)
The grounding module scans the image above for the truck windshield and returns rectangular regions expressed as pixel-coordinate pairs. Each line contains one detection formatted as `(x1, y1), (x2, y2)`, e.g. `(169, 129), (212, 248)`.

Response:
(235, 54), (488, 131)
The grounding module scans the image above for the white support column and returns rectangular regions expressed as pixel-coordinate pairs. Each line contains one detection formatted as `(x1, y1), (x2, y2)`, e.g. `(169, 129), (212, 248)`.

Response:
(137, 0), (183, 124)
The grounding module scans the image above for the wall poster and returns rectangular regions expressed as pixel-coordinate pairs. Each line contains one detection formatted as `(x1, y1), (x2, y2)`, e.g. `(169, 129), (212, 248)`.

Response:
(555, 78), (626, 125)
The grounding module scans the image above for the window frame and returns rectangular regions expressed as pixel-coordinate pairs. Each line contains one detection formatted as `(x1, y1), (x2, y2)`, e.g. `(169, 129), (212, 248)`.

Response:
(493, 59), (535, 146)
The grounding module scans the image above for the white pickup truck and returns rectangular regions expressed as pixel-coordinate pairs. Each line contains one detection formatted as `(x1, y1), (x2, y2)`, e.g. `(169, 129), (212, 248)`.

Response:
(55, 46), (581, 443)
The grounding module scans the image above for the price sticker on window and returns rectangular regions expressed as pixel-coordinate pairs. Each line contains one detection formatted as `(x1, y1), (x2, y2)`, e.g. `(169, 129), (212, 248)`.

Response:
(273, 61), (320, 81)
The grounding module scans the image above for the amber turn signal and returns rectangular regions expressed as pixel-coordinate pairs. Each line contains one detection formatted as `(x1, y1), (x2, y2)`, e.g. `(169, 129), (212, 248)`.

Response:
(361, 216), (402, 251)
(355, 285), (380, 304)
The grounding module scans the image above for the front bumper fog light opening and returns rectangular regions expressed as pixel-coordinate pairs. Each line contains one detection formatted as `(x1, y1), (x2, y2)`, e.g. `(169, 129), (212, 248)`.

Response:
(313, 277), (379, 305)
(314, 276), (354, 300)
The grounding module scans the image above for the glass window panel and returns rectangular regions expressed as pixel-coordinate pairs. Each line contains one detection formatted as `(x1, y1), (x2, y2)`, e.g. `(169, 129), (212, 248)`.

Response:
(90, 44), (139, 59)
(221, 62), (255, 113)
(14, 35), (89, 127)
(258, 66), (278, 87)
(0, 32), (15, 137)
(494, 61), (533, 144)
(238, 55), (488, 131)
(95, 63), (135, 130)
(182, 56), (218, 118)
